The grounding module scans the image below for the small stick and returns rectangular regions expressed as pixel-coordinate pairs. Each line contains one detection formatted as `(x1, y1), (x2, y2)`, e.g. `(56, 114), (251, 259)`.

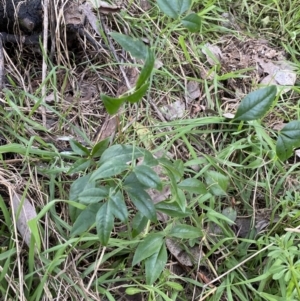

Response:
(41, 0), (49, 127)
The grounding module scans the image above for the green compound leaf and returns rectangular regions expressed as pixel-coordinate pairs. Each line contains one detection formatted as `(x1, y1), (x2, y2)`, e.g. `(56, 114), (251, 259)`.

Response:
(91, 138), (109, 158)
(276, 121), (300, 161)
(168, 224), (202, 239)
(157, 0), (191, 18)
(182, 13), (201, 32)
(69, 139), (90, 156)
(90, 161), (128, 181)
(110, 32), (148, 60)
(68, 158), (92, 174)
(125, 185), (157, 222)
(99, 144), (144, 165)
(155, 201), (193, 218)
(234, 86), (277, 121)
(178, 178), (207, 194)
(69, 174), (95, 222)
(205, 170), (229, 196)
(96, 202), (114, 246)
(131, 212), (149, 238)
(71, 203), (102, 237)
(134, 165), (162, 190)
(78, 187), (109, 204)
(132, 233), (164, 265)
(109, 189), (128, 222)
(145, 243), (167, 285)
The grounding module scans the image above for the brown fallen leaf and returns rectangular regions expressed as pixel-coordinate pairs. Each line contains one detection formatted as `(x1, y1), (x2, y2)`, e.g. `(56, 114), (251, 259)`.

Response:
(11, 192), (37, 247)
(202, 43), (223, 66)
(140, 0), (152, 11)
(257, 58), (296, 92)
(186, 81), (201, 103)
(154, 59), (164, 69)
(94, 115), (118, 142)
(133, 122), (154, 150)
(166, 238), (202, 267)
(79, 2), (101, 35)
(160, 100), (186, 120)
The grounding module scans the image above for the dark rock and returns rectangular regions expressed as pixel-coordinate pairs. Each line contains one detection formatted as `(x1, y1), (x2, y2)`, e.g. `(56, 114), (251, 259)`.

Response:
(0, 0), (43, 33)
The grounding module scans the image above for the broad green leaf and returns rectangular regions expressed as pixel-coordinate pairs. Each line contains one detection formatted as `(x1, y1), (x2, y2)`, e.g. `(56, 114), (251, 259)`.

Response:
(159, 158), (183, 182)
(69, 140), (90, 156)
(69, 175), (95, 201)
(125, 288), (145, 295)
(182, 13), (201, 32)
(91, 138), (109, 158)
(175, 188), (186, 212)
(102, 83), (149, 115)
(222, 207), (237, 223)
(96, 202), (114, 245)
(110, 32), (148, 60)
(70, 203), (102, 237)
(125, 185), (157, 222)
(276, 135), (295, 161)
(165, 282), (184, 291)
(157, 0), (191, 18)
(176, 0), (191, 15)
(109, 189), (128, 222)
(136, 49), (155, 89)
(68, 158), (92, 174)
(99, 145), (144, 164)
(280, 120), (300, 140)
(90, 161), (128, 181)
(142, 150), (159, 167)
(155, 201), (193, 218)
(69, 175), (96, 222)
(131, 212), (149, 237)
(132, 233), (164, 265)
(178, 178), (207, 194)
(205, 170), (229, 196)
(126, 83), (150, 104)
(276, 121), (300, 161)
(207, 210), (235, 225)
(78, 187), (109, 204)
(101, 93), (125, 115)
(234, 86), (277, 121)
(124, 173), (148, 190)
(168, 224), (202, 239)
(173, 159), (185, 179)
(145, 243), (168, 285)
(134, 165), (162, 190)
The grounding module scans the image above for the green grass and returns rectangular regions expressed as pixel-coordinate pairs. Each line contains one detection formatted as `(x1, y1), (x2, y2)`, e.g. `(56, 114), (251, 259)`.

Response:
(1, 0), (300, 300)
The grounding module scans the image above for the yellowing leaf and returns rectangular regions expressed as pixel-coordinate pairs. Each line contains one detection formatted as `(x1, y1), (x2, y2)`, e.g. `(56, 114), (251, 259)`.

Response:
(133, 122), (154, 149)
